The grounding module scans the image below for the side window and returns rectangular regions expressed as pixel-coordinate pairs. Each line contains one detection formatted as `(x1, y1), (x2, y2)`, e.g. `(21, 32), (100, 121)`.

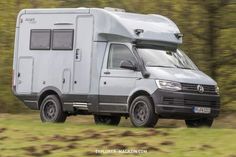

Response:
(52, 29), (74, 50)
(30, 29), (51, 50)
(108, 44), (136, 69)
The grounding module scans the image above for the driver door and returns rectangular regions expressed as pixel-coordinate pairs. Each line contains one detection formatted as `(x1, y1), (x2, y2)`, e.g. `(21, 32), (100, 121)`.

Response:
(99, 43), (138, 113)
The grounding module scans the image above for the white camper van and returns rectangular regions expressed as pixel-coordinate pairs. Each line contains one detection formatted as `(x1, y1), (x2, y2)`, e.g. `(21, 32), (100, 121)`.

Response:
(13, 7), (220, 127)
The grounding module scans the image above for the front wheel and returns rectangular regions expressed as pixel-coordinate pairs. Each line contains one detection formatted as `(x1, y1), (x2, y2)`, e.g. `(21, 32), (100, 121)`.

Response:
(94, 115), (121, 125)
(129, 96), (158, 127)
(185, 118), (214, 128)
(40, 95), (67, 123)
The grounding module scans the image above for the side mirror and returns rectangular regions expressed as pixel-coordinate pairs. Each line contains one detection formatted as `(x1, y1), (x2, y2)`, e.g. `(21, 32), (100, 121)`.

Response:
(120, 60), (137, 70)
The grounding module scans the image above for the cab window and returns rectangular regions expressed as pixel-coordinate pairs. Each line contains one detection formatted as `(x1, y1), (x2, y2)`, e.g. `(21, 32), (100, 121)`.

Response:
(108, 44), (136, 69)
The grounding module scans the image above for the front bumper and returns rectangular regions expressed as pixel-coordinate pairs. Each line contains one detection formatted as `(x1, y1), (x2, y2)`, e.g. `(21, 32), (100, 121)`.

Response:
(151, 89), (220, 119)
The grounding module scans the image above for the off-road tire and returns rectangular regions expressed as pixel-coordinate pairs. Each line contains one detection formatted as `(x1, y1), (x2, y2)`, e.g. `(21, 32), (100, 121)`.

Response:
(40, 95), (67, 123)
(129, 96), (158, 127)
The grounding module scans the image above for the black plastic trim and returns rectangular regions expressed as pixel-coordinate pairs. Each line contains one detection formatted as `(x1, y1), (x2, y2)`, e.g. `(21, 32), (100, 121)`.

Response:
(14, 94), (38, 110)
(99, 95), (127, 103)
(151, 89), (220, 119)
(15, 89), (128, 114)
(62, 94), (128, 113)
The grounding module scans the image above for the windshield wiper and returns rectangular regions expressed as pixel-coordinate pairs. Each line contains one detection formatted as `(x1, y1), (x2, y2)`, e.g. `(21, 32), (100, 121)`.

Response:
(175, 66), (193, 70)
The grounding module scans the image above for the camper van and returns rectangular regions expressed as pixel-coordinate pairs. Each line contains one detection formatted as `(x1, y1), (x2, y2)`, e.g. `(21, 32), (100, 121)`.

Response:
(12, 7), (220, 127)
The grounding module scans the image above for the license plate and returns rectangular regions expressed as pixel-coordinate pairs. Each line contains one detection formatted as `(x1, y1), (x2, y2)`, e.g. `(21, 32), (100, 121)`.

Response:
(193, 107), (211, 114)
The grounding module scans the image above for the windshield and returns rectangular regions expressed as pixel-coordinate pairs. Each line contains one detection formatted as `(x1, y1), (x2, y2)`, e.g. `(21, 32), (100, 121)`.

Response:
(136, 48), (198, 70)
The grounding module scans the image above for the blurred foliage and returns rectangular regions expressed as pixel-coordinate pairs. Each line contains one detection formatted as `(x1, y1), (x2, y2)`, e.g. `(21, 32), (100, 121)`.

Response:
(0, 0), (235, 113)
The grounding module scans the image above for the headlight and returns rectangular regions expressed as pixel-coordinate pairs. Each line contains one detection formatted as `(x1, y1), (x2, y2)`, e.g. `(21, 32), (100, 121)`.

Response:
(215, 85), (219, 94)
(155, 80), (182, 91)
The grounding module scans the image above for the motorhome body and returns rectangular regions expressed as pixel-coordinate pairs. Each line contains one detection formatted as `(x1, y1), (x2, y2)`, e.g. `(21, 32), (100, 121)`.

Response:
(13, 7), (220, 127)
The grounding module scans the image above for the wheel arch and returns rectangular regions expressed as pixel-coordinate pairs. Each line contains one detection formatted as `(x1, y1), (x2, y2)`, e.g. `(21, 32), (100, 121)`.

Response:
(37, 86), (62, 109)
(127, 90), (154, 111)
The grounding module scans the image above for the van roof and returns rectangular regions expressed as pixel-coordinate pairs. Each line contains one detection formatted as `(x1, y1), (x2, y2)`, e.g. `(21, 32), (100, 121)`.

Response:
(94, 8), (182, 45)
(17, 8), (182, 47)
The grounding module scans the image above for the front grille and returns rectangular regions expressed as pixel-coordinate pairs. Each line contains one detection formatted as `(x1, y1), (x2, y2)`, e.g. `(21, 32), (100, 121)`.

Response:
(163, 97), (217, 107)
(181, 83), (217, 95)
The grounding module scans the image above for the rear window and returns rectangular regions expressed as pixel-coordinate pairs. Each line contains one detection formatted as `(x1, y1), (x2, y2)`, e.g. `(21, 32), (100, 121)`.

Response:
(52, 29), (74, 50)
(30, 29), (51, 50)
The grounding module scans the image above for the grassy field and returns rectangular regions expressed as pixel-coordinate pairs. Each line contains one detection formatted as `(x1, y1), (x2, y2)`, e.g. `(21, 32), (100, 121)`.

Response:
(0, 113), (236, 157)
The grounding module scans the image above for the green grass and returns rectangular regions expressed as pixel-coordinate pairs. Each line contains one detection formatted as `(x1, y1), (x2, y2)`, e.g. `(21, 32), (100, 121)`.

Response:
(0, 113), (236, 157)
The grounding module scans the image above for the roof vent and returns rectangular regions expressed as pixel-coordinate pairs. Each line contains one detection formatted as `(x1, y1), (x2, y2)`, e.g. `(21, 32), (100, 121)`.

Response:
(104, 7), (125, 12)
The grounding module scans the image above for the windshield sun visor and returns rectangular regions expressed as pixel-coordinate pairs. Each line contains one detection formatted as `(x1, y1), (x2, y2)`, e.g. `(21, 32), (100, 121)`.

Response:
(134, 39), (178, 51)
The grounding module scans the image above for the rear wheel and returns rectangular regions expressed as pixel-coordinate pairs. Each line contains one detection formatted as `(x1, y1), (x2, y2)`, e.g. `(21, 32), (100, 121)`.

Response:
(94, 115), (121, 125)
(40, 95), (67, 123)
(129, 96), (158, 127)
(185, 118), (214, 128)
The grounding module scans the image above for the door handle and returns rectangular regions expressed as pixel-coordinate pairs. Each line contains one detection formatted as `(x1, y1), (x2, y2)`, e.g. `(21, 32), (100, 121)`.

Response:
(104, 71), (110, 75)
(17, 72), (21, 77)
(75, 49), (81, 61)
(75, 49), (79, 59)
(63, 78), (65, 84)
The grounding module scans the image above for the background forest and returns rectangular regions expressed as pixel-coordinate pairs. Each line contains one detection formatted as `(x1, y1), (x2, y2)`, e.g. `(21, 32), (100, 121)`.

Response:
(0, 0), (235, 113)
